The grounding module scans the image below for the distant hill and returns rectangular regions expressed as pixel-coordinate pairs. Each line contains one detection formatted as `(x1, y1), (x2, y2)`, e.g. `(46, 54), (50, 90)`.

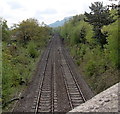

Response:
(49, 17), (71, 27)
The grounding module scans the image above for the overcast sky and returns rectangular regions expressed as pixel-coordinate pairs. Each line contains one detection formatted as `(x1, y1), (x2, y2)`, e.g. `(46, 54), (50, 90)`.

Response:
(0, 0), (118, 27)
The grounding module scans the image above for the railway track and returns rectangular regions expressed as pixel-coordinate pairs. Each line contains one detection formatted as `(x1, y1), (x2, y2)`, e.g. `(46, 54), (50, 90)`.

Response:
(31, 37), (59, 113)
(31, 36), (85, 113)
(14, 34), (94, 113)
(59, 39), (86, 109)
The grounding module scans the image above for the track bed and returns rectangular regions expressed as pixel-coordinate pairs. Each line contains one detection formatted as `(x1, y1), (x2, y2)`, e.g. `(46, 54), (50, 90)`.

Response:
(13, 34), (94, 113)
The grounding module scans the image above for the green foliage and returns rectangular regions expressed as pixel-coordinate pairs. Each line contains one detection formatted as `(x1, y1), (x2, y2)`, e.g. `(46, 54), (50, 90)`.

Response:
(85, 60), (96, 76)
(85, 2), (115, 28)
(27, 41), (38, 58)
(71, 14), (85, 26)
(84, 46), (106, 76)
(84, 2), (115, 47)
(103, 19), (120, 68)
(59, 6), (119, 94)
(2, 18), (52, 110)
(17, 18), (39, 43)
(60, 18), (94, 46)
(11, 18), (52, 44)
(110, 9), (118, 20)
(0, 18), (10, 41)
(2, 42), (32, 104)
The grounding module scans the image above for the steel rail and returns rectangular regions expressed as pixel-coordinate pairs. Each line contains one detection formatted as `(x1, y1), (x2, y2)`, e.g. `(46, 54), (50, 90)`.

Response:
(58, 45), (73, 109)
(59, 39), (86, 109)
(61, 64), (74, 109)
(62, 47), (86, 102)
(34, 39), (53, 114)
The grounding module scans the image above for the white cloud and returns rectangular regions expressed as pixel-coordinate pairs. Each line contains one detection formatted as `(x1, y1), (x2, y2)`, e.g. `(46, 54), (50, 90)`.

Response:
(0, 0), (117, 27)
(6, 1), (23, 9)
(38, 9), (57, 15)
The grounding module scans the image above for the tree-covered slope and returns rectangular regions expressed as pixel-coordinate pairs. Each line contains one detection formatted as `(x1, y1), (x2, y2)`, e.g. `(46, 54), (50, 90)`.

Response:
(59, 2), (119, 94)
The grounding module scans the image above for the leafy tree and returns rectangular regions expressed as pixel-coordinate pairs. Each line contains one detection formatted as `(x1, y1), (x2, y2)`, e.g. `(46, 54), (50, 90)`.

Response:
(71, 14), (85, 26)
(0, 18), (10, 41)
(72, 26), (86, 44)
(79, 26), (86, 44)
(103, 20), (120, 68)
(16, 18), (40, 43)
(84, 2), (115, 47)
(12, 18), (52, 44)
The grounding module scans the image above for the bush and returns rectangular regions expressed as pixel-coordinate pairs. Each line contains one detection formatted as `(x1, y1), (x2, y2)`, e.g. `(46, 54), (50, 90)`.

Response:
(27, 41), (38, 58)
(85, 60), (97, 76)
(103, 20), (119, 68)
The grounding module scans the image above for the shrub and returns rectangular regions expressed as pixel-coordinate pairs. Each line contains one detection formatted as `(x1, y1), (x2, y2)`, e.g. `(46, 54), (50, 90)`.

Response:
(103, 20), (119, 68)
(27, 41), (38, 58)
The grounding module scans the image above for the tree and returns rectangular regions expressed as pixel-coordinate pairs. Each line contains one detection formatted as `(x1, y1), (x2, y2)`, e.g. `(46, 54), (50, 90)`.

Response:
(79, 27), (86, 44)
(13, 18), (52, 44)
(16, 18), (40, 43)
(84, 2), (115, 47)
(0, 18), (10, 41)
(71, 14), (85, 26)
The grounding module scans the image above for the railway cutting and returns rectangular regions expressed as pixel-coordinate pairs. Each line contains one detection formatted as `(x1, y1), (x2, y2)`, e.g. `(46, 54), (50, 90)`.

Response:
(13, 34), (94, 113)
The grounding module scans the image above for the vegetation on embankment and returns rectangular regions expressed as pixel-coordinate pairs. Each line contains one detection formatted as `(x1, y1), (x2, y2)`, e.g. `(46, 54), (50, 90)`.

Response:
(59, 2), (119, 94)
(1, 18), (52, 110)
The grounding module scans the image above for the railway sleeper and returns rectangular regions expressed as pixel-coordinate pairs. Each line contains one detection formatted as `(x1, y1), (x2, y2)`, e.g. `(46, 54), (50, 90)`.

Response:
(40, 98), (51, 101)
(69, 92), (80, 95)
(38, 107), (51, 111)
(73, 100), (84, 104)
(42, 84), (51, 86)
(38, 109), (51, 112)
(54, 99), (57, 102)
(54, 96), (57, 99)
(53, 106), (57, 110)
(71, 97), (83, 100)
(69, 90), (79, 93)
(72, 99), (83, 103)
(42, 87), (51, 90)
(54, 107), (58, 111)
(41, 93), (51, 96)
(39, 103), (51, 107)
(33, 102), (37, 106)
(39, 100), (51, 103)
(33, 100), (38, 103)
(70, 94), (81, 97)
(54, 102), (57, 105)
(54, 109), (58, 112)
(41, 94), (51, 97)
(31, 106), (36, 109)
(67, 83), (77, 85)
(41, 90), (51, 93)
(33, 96), (38, 100)
(69, 89), (79, 92)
